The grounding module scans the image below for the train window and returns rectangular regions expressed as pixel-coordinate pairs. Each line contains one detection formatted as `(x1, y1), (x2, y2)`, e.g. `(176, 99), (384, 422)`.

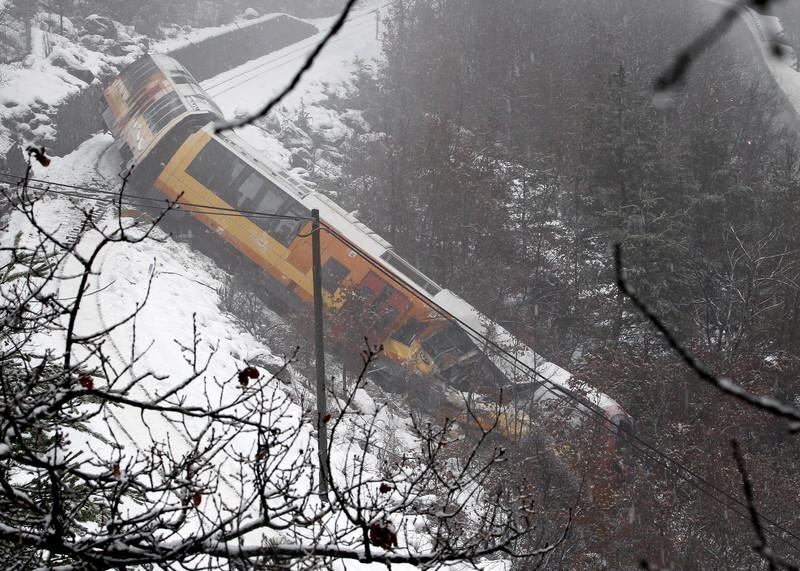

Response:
(171, 70), (195, 84)
(422, 326), (475, 359)
(268, 201), (306, 247)
(123, 72), (161, 104)
(321, 258), (349, 293)
(422, 330), (456, 358)
(187, 140), (247, 201)
(379, 250), (442, 296)
(187, 140), (310, 247)
(372, 286), (397, 320)
(148, 96), (185, 133)
(391, 318), (425, 345)
(152, 105), (185, 133)
(121, 58), (157, 93)
(255, 179), (287, 214)
(367, 282), (409, 336)
(126, 80), (166, 121)
(374, 305), (399, 333)
(236, 170), (265, 210)
(126, 66), (157, 93)
(142, 93), (181, 131)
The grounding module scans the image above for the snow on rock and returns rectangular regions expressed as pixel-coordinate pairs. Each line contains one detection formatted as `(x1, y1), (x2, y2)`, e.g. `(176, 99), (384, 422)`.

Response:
(242, 8), (260, 20)
(0, 14), (144, 154)
(84, 14), (118, 39)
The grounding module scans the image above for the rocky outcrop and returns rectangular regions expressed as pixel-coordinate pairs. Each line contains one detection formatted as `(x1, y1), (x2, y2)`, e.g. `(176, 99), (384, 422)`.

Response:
(83, 15), (118, 39)
(50, 55), (96, 84)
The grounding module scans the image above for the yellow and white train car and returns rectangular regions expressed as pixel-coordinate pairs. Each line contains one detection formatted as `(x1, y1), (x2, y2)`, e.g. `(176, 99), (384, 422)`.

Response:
(104, 54), (631, 440)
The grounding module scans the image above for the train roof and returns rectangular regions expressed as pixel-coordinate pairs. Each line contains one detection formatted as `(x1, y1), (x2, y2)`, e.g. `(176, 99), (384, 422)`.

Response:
(212, 126), (623, 415)
(103, 54), (223, 166)
(212, 126), (445, 298)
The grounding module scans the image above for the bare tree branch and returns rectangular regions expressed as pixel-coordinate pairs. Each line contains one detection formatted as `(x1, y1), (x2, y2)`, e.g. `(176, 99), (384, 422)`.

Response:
(0, 173), (554, 570)
(732, 439), (800, 571)
(654, 0), (779, 92)
(614, 243), (800, 428)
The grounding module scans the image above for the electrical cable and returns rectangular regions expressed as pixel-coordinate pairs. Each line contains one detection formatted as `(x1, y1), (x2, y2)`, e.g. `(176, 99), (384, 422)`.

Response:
(10, 166), (800, 556)
(0, 171), (313, 222)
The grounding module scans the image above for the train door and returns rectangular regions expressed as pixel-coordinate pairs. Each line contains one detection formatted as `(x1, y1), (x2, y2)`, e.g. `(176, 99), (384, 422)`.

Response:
(346, 271), (411, 344)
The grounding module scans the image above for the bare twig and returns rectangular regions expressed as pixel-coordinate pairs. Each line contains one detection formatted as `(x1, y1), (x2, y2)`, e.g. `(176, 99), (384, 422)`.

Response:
(214, 0), (361, 133)
(732, 439), (800, 571)
(614, 244), (800, 428)
(0, 172), (550, 570)
(654, 0), (779, 92)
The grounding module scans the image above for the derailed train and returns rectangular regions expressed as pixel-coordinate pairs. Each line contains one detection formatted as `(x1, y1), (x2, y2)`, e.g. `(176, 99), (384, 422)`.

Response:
(102, 54), (631, 440)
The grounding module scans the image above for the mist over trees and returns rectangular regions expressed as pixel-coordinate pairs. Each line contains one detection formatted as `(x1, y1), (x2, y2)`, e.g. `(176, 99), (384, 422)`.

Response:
(3, 0), (800, 567)
(299, 0), (800, 567)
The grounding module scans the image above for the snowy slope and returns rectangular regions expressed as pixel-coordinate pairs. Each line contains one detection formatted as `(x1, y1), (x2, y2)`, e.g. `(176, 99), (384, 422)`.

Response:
(4, 132), (502, 571)
(0, 15), (144, 154)
(203, 0), (387, 168)
(0, 3), (514, 568)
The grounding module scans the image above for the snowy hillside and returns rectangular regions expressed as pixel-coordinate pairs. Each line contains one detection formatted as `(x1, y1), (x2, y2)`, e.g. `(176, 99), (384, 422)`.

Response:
(0, 3), (523, 569)
(1, 145), (442, 570)
(202, 0), (386, 172)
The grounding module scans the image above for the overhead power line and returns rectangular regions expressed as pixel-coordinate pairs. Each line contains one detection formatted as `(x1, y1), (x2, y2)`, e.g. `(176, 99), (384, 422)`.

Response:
(0, 172), (312, 222)
(6, 170), (800, 555)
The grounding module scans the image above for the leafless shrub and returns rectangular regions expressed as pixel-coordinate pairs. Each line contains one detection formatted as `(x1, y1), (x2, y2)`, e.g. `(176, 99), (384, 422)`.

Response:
(0, 173), (562, 569)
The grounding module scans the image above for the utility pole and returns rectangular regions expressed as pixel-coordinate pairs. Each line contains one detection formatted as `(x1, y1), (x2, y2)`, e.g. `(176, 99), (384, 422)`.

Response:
(311, 209), (329, 497)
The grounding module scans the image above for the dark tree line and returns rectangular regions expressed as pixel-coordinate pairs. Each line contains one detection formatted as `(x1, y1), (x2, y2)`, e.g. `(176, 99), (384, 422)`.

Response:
(302, 0), (800, 568)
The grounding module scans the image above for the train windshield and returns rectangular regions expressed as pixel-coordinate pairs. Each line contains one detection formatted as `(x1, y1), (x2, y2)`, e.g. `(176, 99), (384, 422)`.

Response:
(391, 318), (425, 345)
(422, 325), (476, 358)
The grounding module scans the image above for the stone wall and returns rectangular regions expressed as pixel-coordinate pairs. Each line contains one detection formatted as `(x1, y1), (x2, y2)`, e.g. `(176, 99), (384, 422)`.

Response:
(167, 14), (317, 82)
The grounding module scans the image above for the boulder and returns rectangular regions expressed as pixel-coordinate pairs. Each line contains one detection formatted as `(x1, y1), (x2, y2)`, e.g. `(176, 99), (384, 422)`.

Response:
(290, 147), (313, 169)
(242, 8), (260, 20)
(51, 55), (96, 84)
(84, 15), (117, 39)
(340, 109), (370, 133)
(80, 34), (106, 50)
(280, 123), (313, 151)
(108, 41), (137, 57)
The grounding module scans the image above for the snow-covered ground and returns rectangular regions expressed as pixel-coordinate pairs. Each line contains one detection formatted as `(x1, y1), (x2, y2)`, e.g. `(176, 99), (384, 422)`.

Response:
(203, 0), (386, 169)
(3, 128), (497, 571)
(0, 14), (144, 154)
